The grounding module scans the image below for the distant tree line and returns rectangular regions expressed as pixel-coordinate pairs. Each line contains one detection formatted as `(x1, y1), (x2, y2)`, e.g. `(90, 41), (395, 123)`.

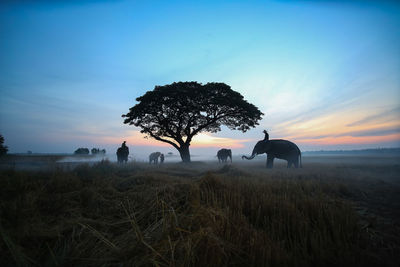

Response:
(74, 148), (89, 155)
(74, 147), (106, 155)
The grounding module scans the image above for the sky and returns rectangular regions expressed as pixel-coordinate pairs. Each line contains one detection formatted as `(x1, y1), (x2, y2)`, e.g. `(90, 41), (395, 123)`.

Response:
(0, 0), (399, 156)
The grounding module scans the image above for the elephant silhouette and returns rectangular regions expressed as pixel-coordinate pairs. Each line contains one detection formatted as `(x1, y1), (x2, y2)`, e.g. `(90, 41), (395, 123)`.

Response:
(217, 149), (232, 163)
(149, 152), (163, 164)
(116, 141), (129, 163)
(242, 131), (301, 168)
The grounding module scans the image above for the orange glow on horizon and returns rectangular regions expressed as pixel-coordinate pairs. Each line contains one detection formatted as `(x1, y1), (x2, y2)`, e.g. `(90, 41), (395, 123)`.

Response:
(278, 107), (400, 147)
(94, 130), (400, 148)
(95, 131), (254, 148)
(190, 133), (253, 148)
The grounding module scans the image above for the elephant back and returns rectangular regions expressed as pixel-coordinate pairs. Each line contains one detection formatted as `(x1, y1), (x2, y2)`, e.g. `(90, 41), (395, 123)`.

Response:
(269, 139), (300, 154)
(117, 146), (129, 157)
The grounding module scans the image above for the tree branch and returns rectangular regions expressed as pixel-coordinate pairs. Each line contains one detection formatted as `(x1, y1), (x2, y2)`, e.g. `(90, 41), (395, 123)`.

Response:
(146, 130), (180, 150)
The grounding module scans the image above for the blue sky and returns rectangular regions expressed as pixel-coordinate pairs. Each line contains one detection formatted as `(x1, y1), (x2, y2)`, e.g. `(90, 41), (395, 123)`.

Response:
(0, 0), (399, 155)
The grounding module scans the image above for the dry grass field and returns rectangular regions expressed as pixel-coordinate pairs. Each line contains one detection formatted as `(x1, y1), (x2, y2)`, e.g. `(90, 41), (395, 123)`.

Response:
(0, 155), (399, 266)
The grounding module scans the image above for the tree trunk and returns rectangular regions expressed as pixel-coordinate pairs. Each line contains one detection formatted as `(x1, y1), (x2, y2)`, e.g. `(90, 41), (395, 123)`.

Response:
(178, 145), (191, 163)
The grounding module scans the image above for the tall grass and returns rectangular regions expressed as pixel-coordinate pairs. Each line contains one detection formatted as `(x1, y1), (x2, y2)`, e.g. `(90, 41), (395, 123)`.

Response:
(0, 160), (399, 266)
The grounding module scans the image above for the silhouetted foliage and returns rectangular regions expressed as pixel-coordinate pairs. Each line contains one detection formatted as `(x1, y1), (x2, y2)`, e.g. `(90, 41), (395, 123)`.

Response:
(0, 134), (8, 156)
(74, 148), (89, 155)
(91, 148), (106, 155)
(122, 82), (263, 162)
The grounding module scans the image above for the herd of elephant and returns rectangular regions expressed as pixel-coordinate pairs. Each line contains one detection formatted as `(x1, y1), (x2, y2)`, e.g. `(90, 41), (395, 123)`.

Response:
(116, 131), (302, 168)
(116, 145), (165, 164)
(218, 131), (302, 168)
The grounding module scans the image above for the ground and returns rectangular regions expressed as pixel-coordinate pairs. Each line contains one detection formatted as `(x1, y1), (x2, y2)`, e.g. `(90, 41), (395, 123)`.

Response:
(0, 154), (399, 266)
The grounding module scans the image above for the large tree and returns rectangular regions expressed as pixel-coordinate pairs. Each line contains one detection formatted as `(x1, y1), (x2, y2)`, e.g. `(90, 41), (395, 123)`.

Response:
(122, 82), (263, 162)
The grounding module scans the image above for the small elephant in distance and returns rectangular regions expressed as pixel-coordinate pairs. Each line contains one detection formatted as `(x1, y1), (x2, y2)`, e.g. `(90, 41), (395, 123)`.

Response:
(242, 131), (301, 168)
(149, 152), (163, 164)
(217, 149), (232, 163)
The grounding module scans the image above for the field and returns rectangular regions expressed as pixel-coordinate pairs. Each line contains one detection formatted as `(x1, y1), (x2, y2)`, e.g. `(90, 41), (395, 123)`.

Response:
(0, 155), (399, 266)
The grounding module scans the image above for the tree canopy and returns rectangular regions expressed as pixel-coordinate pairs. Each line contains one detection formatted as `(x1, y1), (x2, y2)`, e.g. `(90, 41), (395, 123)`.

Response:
(74, 148), (89, 155)
(122, 82), (263, 162)
(0, 134), (8, 156)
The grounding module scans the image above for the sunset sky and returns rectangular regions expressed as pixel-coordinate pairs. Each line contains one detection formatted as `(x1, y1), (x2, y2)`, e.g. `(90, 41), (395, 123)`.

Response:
(1, 0), (399, 156)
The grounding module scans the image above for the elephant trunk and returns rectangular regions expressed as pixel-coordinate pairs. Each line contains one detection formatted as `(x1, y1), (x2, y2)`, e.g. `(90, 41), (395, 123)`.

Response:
(242, 149), (256, 160)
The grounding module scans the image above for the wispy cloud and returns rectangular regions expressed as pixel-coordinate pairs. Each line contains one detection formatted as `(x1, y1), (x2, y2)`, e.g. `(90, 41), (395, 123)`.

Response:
(338, 126), (400, 137)
(346, 107), (400, 127)
(298, 133), (400, 146)
(0, 0), (121, 6)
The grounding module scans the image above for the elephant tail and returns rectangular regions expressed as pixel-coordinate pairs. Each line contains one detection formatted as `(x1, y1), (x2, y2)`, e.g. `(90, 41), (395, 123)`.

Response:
(299, 151), (302, 168)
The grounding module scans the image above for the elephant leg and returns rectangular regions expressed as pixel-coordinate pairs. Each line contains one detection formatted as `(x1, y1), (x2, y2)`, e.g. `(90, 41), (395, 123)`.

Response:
(287, 161), (292, 168)
(266, 156), (274, 168)
(294, 160), (299, 168)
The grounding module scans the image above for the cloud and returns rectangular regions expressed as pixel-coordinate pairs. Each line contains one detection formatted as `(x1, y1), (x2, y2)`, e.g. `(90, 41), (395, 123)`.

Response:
(285, 122), (400, 139)
(274, 0), (399, 4)
(1, 0), (120, 5)
(346, 107), (400, 127)
(297, 133), (400, 146)
(338, 126), (400, 138)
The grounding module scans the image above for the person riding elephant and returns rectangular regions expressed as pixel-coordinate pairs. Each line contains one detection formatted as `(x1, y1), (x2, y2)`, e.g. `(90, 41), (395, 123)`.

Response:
(263, 130), (269, 141)
(217, 148), (232, 163)
(149, 152), (162, 164)
(116, 141), (129, 163)
(242, 131), (301, 168)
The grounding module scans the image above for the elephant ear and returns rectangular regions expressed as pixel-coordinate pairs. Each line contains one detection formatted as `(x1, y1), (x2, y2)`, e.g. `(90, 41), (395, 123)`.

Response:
(259, 140), (271, 152)
(264, 140), (272, 151)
